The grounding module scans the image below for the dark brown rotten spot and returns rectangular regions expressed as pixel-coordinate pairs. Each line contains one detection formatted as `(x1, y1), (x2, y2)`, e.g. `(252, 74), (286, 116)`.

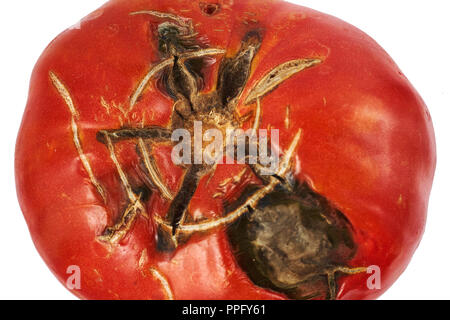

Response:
(217, 31), (261, 107)
(228, 182), (357, 300)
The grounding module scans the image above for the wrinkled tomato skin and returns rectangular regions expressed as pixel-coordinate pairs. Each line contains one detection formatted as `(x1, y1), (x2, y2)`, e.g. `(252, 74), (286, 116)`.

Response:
(15, 0), (435, 300)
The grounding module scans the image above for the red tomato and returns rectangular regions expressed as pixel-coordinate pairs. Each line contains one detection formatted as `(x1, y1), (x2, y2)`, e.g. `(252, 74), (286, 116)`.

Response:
(16, 0), (435, 300)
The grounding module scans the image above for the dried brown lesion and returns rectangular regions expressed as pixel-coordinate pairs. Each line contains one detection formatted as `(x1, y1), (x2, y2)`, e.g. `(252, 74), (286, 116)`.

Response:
(154, 129), (303, 235)
(226, 166), (367, 300)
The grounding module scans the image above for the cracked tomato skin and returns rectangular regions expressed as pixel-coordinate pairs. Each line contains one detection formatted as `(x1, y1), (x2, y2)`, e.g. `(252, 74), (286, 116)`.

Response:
(16, 0), (435, 300)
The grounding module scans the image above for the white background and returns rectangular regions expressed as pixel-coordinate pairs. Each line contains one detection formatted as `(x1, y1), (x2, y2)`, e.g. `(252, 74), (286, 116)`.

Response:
(0, 0), (448, 300)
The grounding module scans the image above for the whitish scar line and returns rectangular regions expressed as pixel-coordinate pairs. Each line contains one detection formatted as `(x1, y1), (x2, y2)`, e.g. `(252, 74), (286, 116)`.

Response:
(137, 138), (174, 200)
(150, 268), (174, 300)
(49, 71), (107, 203)
(103, 134), (148, 219)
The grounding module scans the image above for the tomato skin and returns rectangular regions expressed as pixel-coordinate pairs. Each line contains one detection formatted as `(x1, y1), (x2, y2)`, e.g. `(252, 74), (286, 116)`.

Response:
(15, 0), (435, 300)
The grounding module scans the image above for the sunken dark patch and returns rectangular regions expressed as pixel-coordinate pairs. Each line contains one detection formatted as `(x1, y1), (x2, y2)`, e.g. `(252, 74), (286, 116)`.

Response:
(217, 32), (262, 106)
(227, 183), (356, 299)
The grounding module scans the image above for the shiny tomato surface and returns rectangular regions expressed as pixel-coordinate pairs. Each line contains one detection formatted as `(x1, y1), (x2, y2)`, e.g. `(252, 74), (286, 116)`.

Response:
(16, 0), (435, 300)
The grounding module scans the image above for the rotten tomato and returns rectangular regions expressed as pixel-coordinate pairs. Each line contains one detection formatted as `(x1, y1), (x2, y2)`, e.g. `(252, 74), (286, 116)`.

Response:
(15, 0), (436, 300)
